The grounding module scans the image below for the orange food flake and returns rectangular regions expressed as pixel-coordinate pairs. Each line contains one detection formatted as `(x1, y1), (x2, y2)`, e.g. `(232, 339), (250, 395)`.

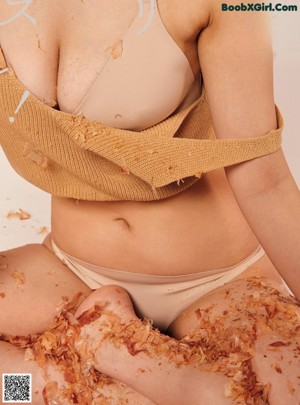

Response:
(6, 209), (31, 221)
(11, 270), (25, 285)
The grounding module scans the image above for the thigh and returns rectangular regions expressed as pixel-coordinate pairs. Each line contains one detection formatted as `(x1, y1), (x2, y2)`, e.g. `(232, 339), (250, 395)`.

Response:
(168, 254), (300, 404)
(167, 254), (290, 337)
(0, 243), (90, 336)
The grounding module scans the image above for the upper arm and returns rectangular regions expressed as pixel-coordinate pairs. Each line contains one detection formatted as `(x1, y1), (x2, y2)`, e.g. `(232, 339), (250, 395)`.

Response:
(197, 1), (277, 140)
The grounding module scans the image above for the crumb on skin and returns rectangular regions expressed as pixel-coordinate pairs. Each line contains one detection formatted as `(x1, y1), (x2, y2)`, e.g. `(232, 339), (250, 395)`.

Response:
(3, 278), (299, 404)
(108, 39), (123, 59)
(287, 380), (295, 395)
(271, 364), (283, 374)
(11, 270), (25, 285)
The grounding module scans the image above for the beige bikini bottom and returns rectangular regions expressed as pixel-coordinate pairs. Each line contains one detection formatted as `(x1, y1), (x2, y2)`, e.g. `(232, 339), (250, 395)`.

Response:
(51, 240), (265, 330)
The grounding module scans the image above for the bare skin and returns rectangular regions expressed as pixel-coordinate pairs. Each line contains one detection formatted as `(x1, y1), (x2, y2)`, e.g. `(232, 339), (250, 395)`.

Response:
(81, 277), (300, 405)
(1, 247), (299, 404)
(0, 247), (155, 404)
(0, 0), (300, 403)
(0, 0), (259, 276)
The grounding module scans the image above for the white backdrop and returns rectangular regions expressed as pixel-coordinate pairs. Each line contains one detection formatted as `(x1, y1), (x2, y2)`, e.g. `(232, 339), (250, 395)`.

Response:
(0, 11), (299, 250)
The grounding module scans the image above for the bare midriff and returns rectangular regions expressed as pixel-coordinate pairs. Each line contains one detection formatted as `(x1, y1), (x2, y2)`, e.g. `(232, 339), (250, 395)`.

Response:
(51, 168), (259, 276)
(0, 0), (259, 276)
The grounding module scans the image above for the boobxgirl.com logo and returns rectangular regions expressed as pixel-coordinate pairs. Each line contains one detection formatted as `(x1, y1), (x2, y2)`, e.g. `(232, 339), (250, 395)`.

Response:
(222, 2), (298, 11)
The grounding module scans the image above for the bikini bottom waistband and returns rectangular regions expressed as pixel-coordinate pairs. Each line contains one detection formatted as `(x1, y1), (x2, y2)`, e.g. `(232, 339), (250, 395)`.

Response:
(51, 240), (265, 330)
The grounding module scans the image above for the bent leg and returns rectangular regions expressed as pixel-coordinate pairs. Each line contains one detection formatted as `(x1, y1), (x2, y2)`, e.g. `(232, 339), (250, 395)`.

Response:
(0, 339), (154, 405)
(0, 243), (90, 403)
(168, 254), (300, 404)
(0, 243), (91, 335)
(28, 252), (297, 404)
(73, 287), (233, 405)
(0, 244), (154, 404)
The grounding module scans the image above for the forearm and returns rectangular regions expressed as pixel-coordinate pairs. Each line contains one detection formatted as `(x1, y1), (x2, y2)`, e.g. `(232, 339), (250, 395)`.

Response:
(226, 148), (300, 299)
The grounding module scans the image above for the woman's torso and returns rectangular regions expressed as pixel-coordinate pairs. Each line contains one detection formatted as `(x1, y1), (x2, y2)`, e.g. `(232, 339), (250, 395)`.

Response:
(0, 0), (259, 275)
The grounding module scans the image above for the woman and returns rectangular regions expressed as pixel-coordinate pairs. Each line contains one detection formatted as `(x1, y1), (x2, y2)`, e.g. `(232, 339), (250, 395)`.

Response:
(0, 0), (299, 403)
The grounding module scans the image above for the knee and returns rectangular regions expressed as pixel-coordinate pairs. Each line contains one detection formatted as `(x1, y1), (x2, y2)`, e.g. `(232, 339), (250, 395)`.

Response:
(92, 285), (130, 298)
(75, 285), (133, 319)
(83, 285), (131, 308)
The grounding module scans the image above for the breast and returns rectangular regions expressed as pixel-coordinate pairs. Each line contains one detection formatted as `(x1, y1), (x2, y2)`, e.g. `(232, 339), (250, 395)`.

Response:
(71, 2), (197, 131)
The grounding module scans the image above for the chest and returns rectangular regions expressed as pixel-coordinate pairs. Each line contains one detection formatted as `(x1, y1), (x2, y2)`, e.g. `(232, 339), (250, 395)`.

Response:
(0, 0), (204, 128)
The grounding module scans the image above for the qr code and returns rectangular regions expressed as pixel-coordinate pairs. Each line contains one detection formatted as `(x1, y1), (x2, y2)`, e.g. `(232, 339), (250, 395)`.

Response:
(2, 374), (32, 403)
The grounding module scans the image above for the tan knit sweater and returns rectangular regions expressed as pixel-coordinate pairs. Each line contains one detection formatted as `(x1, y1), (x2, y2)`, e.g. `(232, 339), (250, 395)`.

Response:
(0, 48), (283, 201)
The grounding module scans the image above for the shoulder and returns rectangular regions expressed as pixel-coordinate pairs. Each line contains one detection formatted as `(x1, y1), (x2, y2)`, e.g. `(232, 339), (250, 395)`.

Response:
(193, 0), (276, 140)
(161, 0), (211, 39)
(188, 0), (271, 37)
